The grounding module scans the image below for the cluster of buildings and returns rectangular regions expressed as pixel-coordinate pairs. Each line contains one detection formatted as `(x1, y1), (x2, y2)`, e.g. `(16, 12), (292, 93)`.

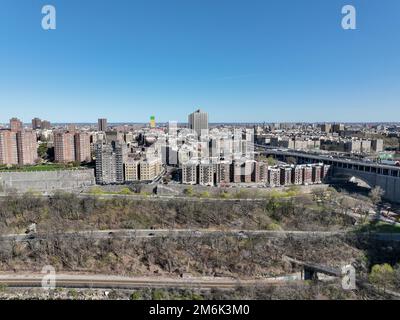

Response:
(94, 140), (163, 185)
(54, 131), (91, 163)
(0, 115), (166, 184)
(31, 117), (51, 130)
(94, 121), (163, 185)
(0, 118), (38, 165)
(177, 110), (331, 187)
(181, 160), (330, 187)
(124, 157), (163, 182)
(2, 112), (395, 192)
(255, 123), (385, 154)
(320, 137), (383, 153)
(269, 136), (321, 150)
(0, 117), (93, 166)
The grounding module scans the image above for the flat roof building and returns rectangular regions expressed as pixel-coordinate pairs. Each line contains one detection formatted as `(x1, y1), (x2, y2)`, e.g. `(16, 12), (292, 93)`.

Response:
(0, 130), (18, 165)
(182, 161), (198, 185)
(188, 109), (208, 136)
(98, 118), (107, 132)
(54, 132), (75, 163)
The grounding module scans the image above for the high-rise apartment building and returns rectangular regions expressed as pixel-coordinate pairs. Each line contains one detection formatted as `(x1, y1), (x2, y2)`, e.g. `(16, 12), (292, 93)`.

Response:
(321, 123), (332, 134)
(10, 118), (22, 132)
(54, 131), (91, 163)
(232, 161), (242, 183)
(302, 165), (313, 185)
(216, 161), (231, 184)
(361, 140), (371, 153)
(231, 160), (253, 183)
(95, 141), (124, 184)
(198, 162), (214, 186)
(74, 132), (91, 163)
(188, 109), (208, 136)
(258, 162), (269, 182)
(98, 118), (107, 132)
(16, 130), (37, 165)
(312, 165), (322, 184)
(268, 167), (281, 187)
(280, 167), (292, 186)
(105, 131), (124, 144)
(251, 161), (269, 183)
(32, 118), (42, 130)
(41, 120), (51, 130)
(292, 165), (303, 185)
(54, 132), (75, 163)
(0, 130), (18, 165)
(0, 128), (37, 166)
(332, 123), (345, 133)
(345, 140), (362, 153)
(371, 139), (384, 153)
(182, 161), (198, 185)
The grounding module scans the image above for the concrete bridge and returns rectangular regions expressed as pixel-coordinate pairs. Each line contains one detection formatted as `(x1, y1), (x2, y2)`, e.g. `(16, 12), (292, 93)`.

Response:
(258, 147), (400, 203)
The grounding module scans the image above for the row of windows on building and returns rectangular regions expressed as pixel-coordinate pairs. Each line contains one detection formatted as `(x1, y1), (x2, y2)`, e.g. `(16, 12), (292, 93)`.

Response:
(53, 131), (91, 163)
(181, 161), (330, 187)
(0, 129), (37, 165)
(94, 141), (162, 184)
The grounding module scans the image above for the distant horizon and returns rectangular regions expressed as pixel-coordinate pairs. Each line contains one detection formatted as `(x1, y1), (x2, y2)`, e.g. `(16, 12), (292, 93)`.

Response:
(1, 120), (400, 127)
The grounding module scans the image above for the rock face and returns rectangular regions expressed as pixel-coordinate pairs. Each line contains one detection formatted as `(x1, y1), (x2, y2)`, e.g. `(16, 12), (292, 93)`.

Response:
(0, 169), (95, 193)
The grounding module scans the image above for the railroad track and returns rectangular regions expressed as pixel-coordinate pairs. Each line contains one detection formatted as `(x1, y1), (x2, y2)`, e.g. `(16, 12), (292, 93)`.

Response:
(0, 274), (303, 289)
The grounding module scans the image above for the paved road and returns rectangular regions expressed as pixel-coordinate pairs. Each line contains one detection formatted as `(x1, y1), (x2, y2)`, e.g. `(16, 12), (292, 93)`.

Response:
(0, 273), (303, 289)
(1, 228), (399, 242)
(79, 193), (273, 202)
(0, 229), (348, 242)
(0, 192), (302, 203)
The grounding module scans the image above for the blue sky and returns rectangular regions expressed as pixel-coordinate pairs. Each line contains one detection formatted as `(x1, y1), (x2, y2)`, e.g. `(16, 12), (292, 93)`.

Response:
(1, 0), (399, 123)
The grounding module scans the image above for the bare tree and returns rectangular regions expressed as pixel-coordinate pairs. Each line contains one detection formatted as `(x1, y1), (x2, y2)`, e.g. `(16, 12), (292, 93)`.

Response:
(369, 186), (385, 205)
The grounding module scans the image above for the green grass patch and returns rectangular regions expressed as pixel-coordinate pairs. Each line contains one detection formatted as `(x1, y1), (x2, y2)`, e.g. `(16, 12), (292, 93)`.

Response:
(357, 221), (400, 234)
(0, 163), (90, 172)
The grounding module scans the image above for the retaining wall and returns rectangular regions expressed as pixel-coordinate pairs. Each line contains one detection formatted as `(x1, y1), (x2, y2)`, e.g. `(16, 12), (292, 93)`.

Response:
(0, 169), (95, 193)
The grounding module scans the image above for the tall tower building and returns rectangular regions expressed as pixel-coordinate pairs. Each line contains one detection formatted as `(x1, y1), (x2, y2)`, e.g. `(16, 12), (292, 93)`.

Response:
(321, 123), (332, 134)
(0, 129), (37, 165)
(16, 130), (37, 165)
(41, 120), (51, 130)
(188, 109), (208, 136)
(98, 118), (107, 132)
(10, 118), (23, 132)
(0, 130), (18, 165)
(54, 132), (76, 163)
(32, 118), (42, 130)
(74, 132), (91, 163)
(95, 141), (124, 184)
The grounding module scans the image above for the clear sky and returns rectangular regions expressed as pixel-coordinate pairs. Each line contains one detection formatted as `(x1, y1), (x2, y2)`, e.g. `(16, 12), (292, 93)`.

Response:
(1, 0), (399, 123)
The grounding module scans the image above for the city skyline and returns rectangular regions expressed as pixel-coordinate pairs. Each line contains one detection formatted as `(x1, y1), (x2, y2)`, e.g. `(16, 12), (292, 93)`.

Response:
(2, 0), (400, 304)
(2, 119), (400, 127)
(1, 0), (400, 123)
